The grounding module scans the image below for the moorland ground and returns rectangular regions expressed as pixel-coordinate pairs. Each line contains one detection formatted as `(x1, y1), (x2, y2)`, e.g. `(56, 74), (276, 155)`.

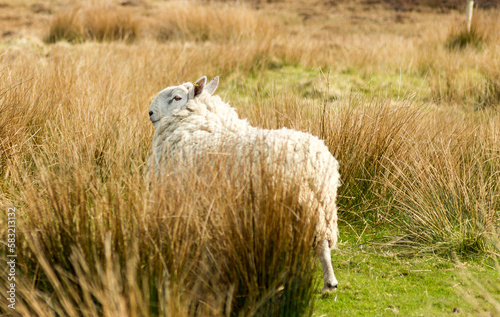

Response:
(0, 0), (499, 316)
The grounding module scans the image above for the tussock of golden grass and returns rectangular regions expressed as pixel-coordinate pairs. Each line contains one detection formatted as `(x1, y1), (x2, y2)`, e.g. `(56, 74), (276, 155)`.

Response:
(426, 58), (500, 109)
(45, 2), (274, 44)
(0, 140), (318, 316)
(45, 5), (139, 43)
(380, 112), (500, 254)
(0, 85), (31, 172)
(422, 9), (500, 107)
(153, 2), (275, 43)
(45, 7), (83, 43)
(323, 97), (423, 217)
(479, 64), (500, 108)
(446, 10), (500, 50)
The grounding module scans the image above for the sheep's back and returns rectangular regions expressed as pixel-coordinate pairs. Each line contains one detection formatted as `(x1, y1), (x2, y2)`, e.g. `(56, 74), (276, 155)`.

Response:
(246, 127), (340, 248)
(245, 127), (340, 194)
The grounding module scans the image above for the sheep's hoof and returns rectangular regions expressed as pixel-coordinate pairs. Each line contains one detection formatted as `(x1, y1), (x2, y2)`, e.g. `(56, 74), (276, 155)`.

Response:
(322, 283), (338, 293)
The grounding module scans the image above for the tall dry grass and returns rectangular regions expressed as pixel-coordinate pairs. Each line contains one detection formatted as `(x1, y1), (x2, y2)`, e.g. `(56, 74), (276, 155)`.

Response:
(153, 2), (275, 43)
(45, 5), (140, 43)
(422, 9), (500, 108)
(45, 2), (274, 44)
(0, 146), (318, 316)
(380, 112), (500, 254)
(446, 9), (500, 50)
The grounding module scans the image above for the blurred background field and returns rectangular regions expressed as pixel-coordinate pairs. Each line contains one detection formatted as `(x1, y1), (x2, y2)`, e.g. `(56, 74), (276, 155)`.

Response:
(0, 0), (499, 316)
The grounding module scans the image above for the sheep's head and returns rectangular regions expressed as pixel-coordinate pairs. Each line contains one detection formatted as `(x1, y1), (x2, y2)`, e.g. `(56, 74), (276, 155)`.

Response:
(149, 76), (219, 128)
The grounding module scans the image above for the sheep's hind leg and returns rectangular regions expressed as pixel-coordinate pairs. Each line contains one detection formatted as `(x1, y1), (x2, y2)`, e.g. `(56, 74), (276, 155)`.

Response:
(317, 239), (338, 293)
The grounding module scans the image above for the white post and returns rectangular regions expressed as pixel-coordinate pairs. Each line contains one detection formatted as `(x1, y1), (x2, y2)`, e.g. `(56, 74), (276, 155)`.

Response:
(466, 0), (474, 32)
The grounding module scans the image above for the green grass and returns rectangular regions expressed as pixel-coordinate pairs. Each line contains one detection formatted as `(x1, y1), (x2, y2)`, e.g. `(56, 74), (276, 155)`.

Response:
(313, 226), (500, 316)
(227, 65), (430, 104)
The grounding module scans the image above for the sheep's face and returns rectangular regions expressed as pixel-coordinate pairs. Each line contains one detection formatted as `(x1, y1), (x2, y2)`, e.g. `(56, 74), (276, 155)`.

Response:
(148, 83), (193, 128)
(149, 76), (219, 129)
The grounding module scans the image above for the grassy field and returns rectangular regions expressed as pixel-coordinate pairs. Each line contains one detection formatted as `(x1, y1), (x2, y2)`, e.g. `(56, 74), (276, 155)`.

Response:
(0, 0), (499, 316)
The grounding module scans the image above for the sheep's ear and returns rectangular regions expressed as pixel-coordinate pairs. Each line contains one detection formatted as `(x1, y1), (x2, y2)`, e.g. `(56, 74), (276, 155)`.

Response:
(205, 76), (219, 95)
(194, 76), (207, 97)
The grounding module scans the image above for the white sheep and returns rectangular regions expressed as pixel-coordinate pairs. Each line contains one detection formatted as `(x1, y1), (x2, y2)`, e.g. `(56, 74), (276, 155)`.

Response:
(147, 76), (340, 293)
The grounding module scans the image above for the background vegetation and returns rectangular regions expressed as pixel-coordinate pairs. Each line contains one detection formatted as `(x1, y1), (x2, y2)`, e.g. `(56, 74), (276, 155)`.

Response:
(0, 0), (499, 315)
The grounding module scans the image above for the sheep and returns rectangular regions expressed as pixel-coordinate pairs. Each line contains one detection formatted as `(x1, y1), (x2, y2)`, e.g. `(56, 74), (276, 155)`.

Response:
(147, 76), (340, 293)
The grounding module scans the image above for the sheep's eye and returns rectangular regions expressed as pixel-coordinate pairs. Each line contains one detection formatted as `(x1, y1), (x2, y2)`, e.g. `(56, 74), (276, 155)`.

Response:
(173, 96), (182, 101)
